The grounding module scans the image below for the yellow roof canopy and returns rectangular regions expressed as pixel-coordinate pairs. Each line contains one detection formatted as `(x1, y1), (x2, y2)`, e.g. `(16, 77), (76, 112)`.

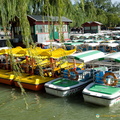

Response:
(0, 46), (23, 55)
(40, 48), (76, 59)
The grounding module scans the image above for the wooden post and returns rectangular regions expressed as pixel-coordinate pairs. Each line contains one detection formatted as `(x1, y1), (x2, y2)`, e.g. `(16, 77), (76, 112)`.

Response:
(30, 57), (35, 75)
(50, 58), (55, 77)
(73, 58), (76, 70)
(25, 56), (29, 73)
(5, 54), (9, 70)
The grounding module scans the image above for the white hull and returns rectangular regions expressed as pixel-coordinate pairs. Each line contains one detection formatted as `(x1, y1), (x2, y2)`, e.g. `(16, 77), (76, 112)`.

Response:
(45, 77), (92, 97)
(82, 83), (120, 107)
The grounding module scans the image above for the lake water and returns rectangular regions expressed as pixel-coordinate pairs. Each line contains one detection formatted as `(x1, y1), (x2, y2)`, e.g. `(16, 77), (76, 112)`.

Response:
(0, 84), (120, 120)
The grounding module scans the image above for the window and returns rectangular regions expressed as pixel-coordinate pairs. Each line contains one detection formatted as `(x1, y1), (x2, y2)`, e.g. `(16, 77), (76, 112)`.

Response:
(35, 25), (49, 33)
(91, 26), (98, 30)
(63, 25), (67, 32)
(84, 27), (90, 30)
(45, 25), (49, 32)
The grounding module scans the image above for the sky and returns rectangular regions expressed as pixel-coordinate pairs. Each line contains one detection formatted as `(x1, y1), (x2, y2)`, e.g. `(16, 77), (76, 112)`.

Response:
(71, 0), (120, 4)
(111, 0), (120, 3)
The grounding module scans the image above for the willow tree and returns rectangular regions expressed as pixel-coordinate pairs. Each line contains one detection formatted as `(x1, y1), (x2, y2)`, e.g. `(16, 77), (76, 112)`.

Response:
(0, 0), (81, 81)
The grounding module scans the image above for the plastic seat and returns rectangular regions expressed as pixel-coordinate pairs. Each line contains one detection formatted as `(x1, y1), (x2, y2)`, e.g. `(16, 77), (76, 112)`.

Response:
(95, 72), (104, 84)
(88, 46), (92, 50)
(76, 67), (81, 71)
(63, 69), (69, 78)
(90, 69), (96, 75)
(84, 73), (90, 79)
(99, 71), (104, 77)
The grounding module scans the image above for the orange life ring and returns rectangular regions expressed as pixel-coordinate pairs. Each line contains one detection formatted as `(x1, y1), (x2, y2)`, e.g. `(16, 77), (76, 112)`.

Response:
(68, 69), (79, 81)
(77, 49), (82, 52)
(103, 72), (118, 86)
(110, 50), (116, 53)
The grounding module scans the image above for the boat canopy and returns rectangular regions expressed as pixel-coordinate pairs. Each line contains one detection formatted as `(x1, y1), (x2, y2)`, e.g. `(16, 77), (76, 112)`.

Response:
(0, 46), (51, 57)
(68, 50), (105, 63)
(85, 43), (100, 46)
(107, 43), (119, 47)
(40, 48), (76, 59)
(64, 42), (83, 46)
(101, 52), (120, 62)
(0, 46), (23, 55)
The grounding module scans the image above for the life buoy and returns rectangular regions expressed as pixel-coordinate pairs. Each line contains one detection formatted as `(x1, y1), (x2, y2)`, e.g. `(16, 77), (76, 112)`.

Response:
(68, 69), (79, 81)
(110, 50), (116, 53)
(103, 72), (118, 86)
(77, 49), (82, 52)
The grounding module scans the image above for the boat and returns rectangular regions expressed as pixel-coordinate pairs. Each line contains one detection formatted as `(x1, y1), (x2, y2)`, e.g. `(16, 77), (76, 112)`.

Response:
(0, 47), (23, 85)
(0, 46), (52, 89)
(13, 47), (78, 91)
(64, 42), (83, 51)
(45, 50), (105, 97)
(0, 69), (14, 85)
(98, 42), (119, 53)
(82, 52), (120, 106)
(33, 47), (84, 77)
(14, 73), (55, 91)
(84, 43), (100, 51)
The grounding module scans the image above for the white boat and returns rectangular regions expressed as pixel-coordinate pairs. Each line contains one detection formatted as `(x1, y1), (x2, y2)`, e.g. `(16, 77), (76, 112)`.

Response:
(82, 52), (120, 106)
(45, 50), (105, 97)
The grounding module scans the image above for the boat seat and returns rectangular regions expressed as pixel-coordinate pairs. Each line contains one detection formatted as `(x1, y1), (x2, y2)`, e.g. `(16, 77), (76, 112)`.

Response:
(63, 69), (69, 78)
(76, 67), (84, 74)
(88, 46), (92, 50)
(112, 47), (117, 51)
(95, 71), (104, 84)
(83, 48), (87, 51)
(99, 71), (104, 77)
(76, 67), (81, 71)
(105, 71), (112, 73)
(84, 73), (90, 79)
(77, 70), (85, 74)
(90, 69), (97, 76)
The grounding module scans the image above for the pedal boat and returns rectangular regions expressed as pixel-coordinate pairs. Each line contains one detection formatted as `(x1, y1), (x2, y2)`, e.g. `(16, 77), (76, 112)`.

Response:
(13, 47), (77, 91)
(0, 69), (14, 85)
(83, 82), (120, 107)
(14, 73), (54, 91)
(82, 52), (120, 106)
(45, 50), (105, 97)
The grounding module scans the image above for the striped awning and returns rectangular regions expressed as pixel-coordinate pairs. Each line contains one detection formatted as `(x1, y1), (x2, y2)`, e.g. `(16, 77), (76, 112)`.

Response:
(64, 42), (83, 46)
(68, 50), (105, 63)
(102, 52), (120, 62)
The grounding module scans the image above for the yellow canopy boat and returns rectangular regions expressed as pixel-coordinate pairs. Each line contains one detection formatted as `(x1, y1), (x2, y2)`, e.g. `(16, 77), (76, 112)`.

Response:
(0, 69), (14, 85)
(14, 73), (54, 91)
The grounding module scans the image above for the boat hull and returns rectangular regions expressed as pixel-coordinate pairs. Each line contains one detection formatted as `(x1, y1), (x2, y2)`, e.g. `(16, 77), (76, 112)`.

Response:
(82, 83), (120, 107)
(0, 69), (14, 85)
(83, 94), (120, 107)
(14, 81), (44, 91)
(0, 78), (14, 85)
(45, 77), (92, 97)
(14, 74), (54, 91)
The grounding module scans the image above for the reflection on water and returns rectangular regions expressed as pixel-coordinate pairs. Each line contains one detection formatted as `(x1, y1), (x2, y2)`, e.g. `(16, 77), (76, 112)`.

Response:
(0, 84), (120, 120)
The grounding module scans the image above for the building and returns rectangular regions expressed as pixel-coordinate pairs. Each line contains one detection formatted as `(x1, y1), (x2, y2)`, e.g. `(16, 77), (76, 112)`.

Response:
(82, 21), (102, 33)
(12, 15), (72, 43)
(0, 26), (11, 47)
